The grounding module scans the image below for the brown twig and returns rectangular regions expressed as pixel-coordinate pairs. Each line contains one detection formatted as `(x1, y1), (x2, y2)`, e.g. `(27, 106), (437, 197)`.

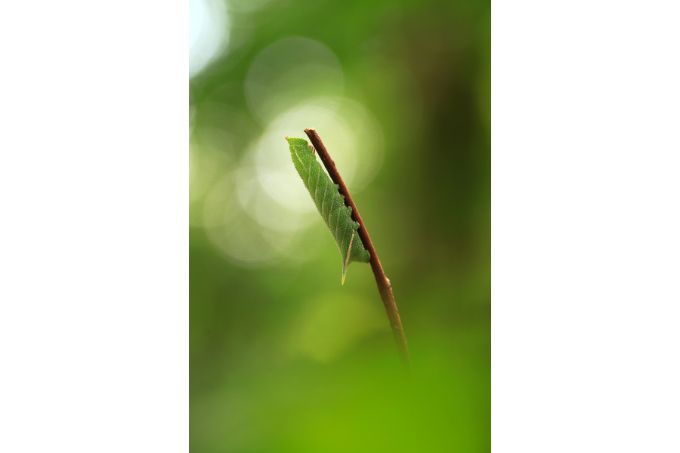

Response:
(304, 128), (409, 363)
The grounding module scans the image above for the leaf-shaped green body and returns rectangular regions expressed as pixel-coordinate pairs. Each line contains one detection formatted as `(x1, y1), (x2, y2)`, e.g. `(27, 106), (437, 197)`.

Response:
(287, 137), (370, 283)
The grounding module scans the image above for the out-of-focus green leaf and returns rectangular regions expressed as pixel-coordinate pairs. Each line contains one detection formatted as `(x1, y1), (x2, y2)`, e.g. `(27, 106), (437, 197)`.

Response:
(287, 137), (370, 283)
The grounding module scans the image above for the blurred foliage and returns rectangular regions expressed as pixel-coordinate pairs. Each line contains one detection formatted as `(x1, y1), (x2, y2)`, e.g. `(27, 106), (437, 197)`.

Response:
(190, 0), (489, 450)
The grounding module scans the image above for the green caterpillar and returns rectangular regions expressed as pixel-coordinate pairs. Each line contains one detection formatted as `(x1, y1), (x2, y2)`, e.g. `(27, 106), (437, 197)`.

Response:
(287, 137), (370, 283)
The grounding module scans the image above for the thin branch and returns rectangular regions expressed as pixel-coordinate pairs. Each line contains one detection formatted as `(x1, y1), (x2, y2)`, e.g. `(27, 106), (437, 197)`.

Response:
(304, 128), (409, 364)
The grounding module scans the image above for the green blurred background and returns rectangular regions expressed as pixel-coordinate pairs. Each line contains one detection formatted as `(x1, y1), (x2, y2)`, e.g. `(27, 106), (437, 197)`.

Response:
(190, 0), (489, 450)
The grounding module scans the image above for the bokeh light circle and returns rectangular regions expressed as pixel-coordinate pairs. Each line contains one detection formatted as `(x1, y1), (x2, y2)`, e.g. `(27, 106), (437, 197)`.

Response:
(244, 37), (345, 121)
(190, 0), (230, 78)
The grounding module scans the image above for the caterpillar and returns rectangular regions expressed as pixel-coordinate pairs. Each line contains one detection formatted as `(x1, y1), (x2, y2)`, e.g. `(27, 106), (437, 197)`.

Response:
(287, 137), (370, 283)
